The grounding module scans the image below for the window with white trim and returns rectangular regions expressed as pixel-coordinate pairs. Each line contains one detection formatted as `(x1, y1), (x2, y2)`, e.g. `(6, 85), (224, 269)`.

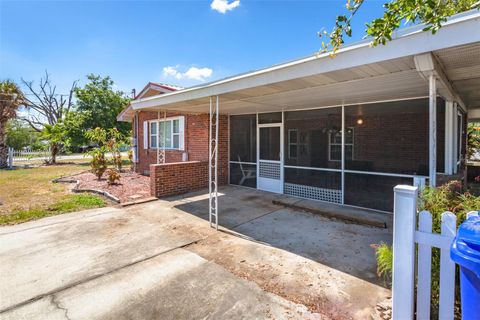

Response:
(288, 129), (298, 159)
(328, 127), (354, 161)
(149, 116), (184, 150)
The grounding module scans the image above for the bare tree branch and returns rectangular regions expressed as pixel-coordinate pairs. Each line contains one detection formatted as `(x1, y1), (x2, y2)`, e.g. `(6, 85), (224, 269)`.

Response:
(21, 71), (76, 128)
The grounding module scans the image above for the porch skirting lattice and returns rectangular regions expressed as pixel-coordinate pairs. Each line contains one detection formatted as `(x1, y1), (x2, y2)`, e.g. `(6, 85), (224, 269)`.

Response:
(284, 183), (342, 203)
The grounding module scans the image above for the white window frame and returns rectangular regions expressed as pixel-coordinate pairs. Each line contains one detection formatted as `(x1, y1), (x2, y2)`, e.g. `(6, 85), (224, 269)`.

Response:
(149, 116), (184, 150)
(288, 129), (298, 159)
(329, 127), (354, 162)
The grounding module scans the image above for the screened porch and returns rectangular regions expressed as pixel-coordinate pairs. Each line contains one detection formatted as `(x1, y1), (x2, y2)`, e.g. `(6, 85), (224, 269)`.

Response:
(229, 97), (460, 212)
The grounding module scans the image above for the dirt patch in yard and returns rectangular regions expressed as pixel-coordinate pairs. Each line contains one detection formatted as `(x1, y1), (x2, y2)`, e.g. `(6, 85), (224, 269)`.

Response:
(186, 232), (389, 320)
(72, 171), (151, 203)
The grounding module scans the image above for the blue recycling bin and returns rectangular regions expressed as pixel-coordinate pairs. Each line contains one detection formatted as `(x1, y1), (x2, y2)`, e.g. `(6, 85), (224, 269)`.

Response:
(451, 213), (480, 320)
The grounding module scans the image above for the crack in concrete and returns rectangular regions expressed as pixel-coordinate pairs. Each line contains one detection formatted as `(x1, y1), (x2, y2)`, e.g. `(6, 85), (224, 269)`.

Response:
(50, 295), (71, 320)
(0, 238), (203, 315)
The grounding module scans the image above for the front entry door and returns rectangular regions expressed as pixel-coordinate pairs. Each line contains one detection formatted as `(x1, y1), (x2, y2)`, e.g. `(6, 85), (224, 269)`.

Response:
(257, 125), (283, 193)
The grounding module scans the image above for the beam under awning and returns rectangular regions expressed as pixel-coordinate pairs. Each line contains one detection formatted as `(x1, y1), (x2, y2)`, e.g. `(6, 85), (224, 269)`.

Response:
(468, 108), (480, 121)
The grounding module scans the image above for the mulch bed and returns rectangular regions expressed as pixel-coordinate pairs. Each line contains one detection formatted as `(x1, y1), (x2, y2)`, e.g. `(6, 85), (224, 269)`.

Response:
(65, 171), (152, 203)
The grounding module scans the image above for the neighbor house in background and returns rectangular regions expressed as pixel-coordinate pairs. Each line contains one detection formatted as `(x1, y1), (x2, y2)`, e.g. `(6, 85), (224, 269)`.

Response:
(118, 11), (479, 213)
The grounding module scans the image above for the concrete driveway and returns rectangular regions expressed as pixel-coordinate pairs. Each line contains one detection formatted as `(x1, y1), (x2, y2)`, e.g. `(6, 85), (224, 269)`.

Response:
(0, 186), (391, 319)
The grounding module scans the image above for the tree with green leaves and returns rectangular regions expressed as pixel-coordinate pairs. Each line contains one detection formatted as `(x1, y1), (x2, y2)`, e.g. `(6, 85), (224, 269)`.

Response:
(320, 0), (479, 53)
(0, 80), (26, 168)
(5, 119), (40, 150)
(74, 74), (131, 138)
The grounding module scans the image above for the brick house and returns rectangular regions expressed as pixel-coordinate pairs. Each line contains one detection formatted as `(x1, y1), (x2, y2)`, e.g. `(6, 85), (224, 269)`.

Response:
(118, 12), (479, 216)
(118, 82), (229, 197)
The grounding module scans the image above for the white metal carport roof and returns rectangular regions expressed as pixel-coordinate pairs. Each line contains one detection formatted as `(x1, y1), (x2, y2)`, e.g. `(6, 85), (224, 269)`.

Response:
(124, 10), (480, 117)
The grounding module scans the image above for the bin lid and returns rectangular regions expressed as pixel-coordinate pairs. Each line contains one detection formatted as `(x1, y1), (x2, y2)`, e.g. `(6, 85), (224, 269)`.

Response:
(457, 214), (480, 246)
(451, 214), (480, 277)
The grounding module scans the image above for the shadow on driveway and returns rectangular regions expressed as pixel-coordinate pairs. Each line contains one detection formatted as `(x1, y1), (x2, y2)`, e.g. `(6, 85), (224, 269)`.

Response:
(172, 185), (393, 287)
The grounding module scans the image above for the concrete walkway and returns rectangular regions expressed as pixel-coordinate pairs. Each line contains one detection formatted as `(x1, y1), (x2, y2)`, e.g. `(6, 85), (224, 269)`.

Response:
(0, 186), (392, 319)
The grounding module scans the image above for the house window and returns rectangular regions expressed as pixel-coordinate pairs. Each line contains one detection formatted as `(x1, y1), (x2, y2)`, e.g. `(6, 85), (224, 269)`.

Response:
(329, 128), (354, 161)
(288, 129), (298, 159)
(149, 117), (184, 150)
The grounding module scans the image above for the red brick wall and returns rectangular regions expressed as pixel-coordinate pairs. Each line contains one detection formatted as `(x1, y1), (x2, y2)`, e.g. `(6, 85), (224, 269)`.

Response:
(133, 110), (228, 197)
(134, 111), (228, 181)
(150, 161), (208, 197)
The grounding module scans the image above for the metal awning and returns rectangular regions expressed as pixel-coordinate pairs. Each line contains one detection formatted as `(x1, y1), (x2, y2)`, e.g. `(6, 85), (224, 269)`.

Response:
(125, 11), (480, 117)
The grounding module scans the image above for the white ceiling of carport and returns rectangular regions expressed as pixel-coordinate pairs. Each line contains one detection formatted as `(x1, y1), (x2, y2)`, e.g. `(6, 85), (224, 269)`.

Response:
(435, 42), (480, 109)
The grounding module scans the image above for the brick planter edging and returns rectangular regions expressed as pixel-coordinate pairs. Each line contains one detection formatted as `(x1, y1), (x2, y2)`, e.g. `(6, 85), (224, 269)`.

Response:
(150, 161), (209, 198)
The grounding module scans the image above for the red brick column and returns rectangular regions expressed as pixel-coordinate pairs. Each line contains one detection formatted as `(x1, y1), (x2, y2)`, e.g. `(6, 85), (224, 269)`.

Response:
(150, 161), (209, 197)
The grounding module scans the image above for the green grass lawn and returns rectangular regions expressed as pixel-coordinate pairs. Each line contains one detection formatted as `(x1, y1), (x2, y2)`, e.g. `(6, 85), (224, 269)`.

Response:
(0, 163), (107, 225)
(0, 194), (106, 225)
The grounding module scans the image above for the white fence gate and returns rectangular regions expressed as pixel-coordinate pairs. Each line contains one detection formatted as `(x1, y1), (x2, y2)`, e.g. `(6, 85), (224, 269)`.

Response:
(392, 185), (457, 320)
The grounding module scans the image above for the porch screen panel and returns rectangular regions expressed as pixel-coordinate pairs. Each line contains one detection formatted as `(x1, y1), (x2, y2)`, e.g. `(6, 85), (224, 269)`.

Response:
(284, 168), (341, 203)
(344, 99), (430, 175)
(230, 163), (257, 188)
(284, 108), (341, 169)
(344, 173), (412, 212)
(229, 114), (257, 187)
(283, 108), (342, 203)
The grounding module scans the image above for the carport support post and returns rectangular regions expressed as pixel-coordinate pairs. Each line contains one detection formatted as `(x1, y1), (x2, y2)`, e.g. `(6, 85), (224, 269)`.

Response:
(157, 110), (160, 164)
(209, 96), (219, 230)
(156, 110), (167, 164)
(429, 74), (437, 187)
(444, 100), (454, 175)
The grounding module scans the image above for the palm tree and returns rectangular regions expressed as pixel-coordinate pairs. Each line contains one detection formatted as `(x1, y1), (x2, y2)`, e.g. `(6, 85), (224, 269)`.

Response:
(0, 80), (25, 168)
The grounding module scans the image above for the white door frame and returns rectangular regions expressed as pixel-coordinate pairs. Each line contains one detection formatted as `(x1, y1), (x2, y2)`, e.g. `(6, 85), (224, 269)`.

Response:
(257, 120), (284, 194)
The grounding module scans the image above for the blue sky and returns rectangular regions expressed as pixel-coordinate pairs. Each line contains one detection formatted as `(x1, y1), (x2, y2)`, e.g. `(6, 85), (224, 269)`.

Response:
(0, 0), (386, 95)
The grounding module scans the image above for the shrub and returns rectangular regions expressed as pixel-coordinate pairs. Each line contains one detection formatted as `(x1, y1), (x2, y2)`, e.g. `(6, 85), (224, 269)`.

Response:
(90, 149), (107, 180)
(85, 127), (127, 174)
(106, 128), (125, 171)
(106, 168), (121, 185)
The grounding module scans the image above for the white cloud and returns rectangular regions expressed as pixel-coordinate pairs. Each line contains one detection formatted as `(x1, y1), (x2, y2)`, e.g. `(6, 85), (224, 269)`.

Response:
(163, 66), (178, 77)
(210, 0), (240, 14)
(162, 66), (213, 82)
(183, 67), (213, 81)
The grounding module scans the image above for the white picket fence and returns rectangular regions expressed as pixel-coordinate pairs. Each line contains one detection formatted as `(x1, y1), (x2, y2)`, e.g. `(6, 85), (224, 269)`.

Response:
(392, 185), (479, 320)
(7, 147), (50, 167)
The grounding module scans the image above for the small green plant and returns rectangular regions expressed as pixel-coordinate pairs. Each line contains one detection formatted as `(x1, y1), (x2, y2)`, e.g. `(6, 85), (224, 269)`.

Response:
(90, 149), (108, 180)
(106, 168), (121, 185)
(106, 128), (124, 171)
(376, 242), (393, 278)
